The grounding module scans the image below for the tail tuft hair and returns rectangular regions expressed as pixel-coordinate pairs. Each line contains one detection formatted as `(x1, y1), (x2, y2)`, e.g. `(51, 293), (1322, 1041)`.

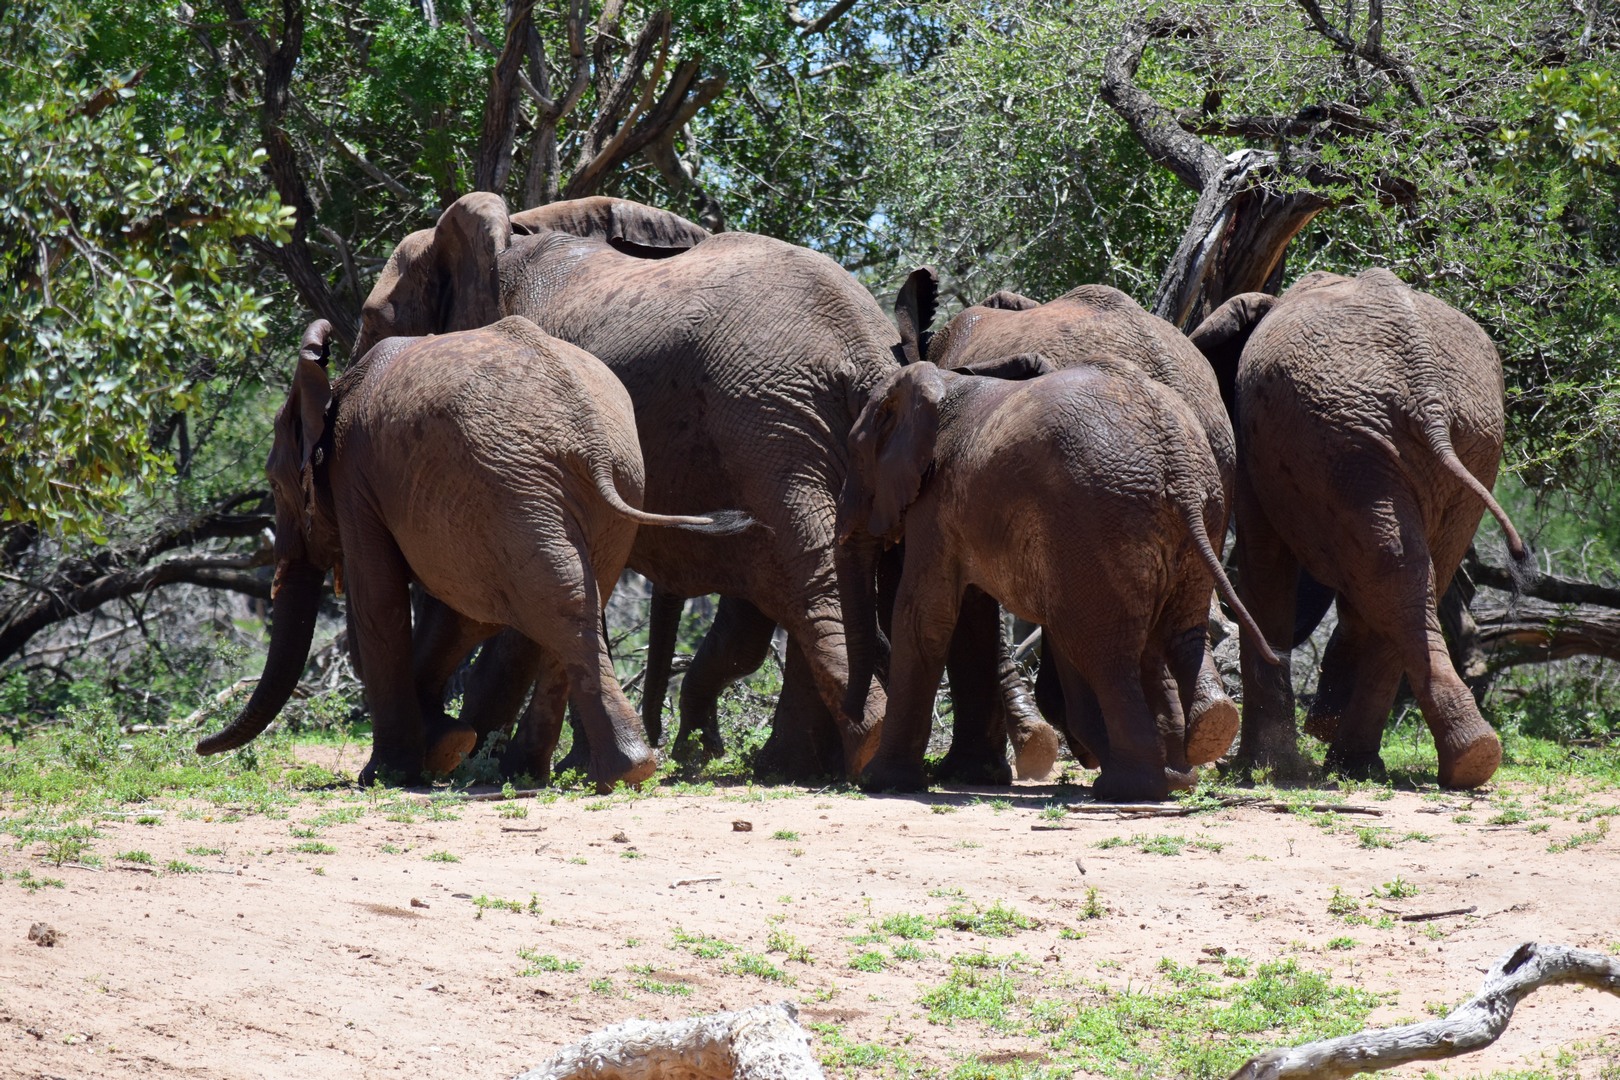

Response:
(1504, 540), (1538, 595)
(681, 509), (761, 537)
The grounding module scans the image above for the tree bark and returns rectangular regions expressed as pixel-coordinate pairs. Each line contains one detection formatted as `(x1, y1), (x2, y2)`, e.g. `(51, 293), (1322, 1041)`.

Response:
(1474, 595), (1620, 669)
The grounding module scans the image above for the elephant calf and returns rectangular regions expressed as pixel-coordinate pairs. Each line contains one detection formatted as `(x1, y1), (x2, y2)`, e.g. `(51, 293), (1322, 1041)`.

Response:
(837, 357), (1277, 802)
(196, 316), (748, 790)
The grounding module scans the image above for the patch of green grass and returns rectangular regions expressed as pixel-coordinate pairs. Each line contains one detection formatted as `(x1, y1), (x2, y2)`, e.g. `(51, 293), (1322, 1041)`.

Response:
(620, 849), (643, 859)
(1373, 876), (1419, 899)
(771, 829), (800, 841)
(1488, 808), (1531, 825)
(9, 868), (66, 891)
(919, 965), (1020, 1030)
(810, 1021), (925, 1080)
(423, 850), (459, 863)
(1040, 804), (1067, 821)
(891, 941), (927, 962)
(498, 802), (529, 819)
(767, 928), (814, 964)
(517, 949), (580, 974)
(1080, 887), (1106, 920)
(881, 912), (937, 940)
(931, 803), (958, 814)
(1326, 887), (1360, 918)
(292, 840), (336, 855)
(588, 977), (616, 995)
(116, 850), (154, 864)
(1326, 937), (1357, 951)
(671, 927), (735, 959)
(848, 950), (887, 972)
(164, 860), (201, 874)
(946, 901), (1037, 937)
(1095, 833), (1188, 856)
(1354, 826), (1394, 849)
(185, 846), (223, 857)
(1549, 817), (1610, 853)
(730, 952), (793, 983)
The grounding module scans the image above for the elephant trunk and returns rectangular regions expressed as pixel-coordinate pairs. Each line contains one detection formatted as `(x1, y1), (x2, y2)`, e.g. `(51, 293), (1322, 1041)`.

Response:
(835, 527), (887, 726)
(196, 559), (325, 756)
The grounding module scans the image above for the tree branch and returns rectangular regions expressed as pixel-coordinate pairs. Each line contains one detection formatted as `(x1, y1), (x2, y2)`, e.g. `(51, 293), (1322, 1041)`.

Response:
(1229, 942), (1619, 1080)
(785, 0), (859, 35)
(1101, 20), (1224, 191)
(1466, 553), (1620, 609)
(1295, 0), (1427, 107)
(475, 1), (537, 193)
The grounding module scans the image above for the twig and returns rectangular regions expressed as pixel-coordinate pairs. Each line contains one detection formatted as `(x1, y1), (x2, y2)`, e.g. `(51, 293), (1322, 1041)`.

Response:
(417, 788), (544, 803)
(1399, 906), (1478, 923)
(668, 875), (721, 887)
(1227, 942), (1620, 1080)
(182, 676), (259, 728)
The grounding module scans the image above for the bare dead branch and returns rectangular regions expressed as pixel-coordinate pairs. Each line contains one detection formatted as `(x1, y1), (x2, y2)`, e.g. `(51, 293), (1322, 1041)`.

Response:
(1294, 0), (1427, 107)
(1228, 942), (1619, 1080)
(1467, 554), (1620, 609)
(785, 0), (859, 35)
(475, 1), (538, 193)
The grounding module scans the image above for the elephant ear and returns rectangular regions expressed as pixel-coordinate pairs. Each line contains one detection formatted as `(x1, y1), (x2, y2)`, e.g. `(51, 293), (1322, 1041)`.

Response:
(979, 289), (1041, 311)
(509, 196), (708, 253)
(295, 320), (334, 470)
(956, 352), (1052, 381)
(431, 192), (511, 334)
(1187, 292), (1277, 419)
(842, 364), (946, 544)
(895, 266), (939, 365)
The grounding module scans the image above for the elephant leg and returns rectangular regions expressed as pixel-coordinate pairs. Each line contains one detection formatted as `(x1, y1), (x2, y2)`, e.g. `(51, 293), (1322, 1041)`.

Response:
(640, 587), (686, 747)
(1144, 645), (1192, 776)
(936, 586), (1013, 787)
(500, 647), (569, 786)
(860, 555), (959, 792)
(1232, 475), (1310, 782)
(1313, 602), (1403, 782)
(512, 535), (655, 793)
(1035, 636), (1099, 769)
(344, 531), (426, 786)
(677, 596), (775, 763)
(755, 638), (844, 781)
(462, 629), (544, 743)
(1339, 506), (1500, 789)
(1051, 629), (1185, 802)
(1002, 646), (1061, 781)
(554, 700), (591, 778)
(410, 595), (495, 774)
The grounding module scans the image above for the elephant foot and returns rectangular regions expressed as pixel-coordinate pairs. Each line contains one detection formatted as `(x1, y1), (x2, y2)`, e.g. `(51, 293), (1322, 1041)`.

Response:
(589, 743), (658, 793)
(1092, 762), (1179, 803)
(1184, 695), (1240, 767)
(1323, 747), (1387, 782)
(423, 721), (478, 776)
(859, 754), (929, 793)
(840, 716), (883, 780)
(671, 722), (724, 765)
(1436, 727), (1502, 789)
(1010, 718), (1062, 780)
(933, 744), (1013, 787)
(358, 752), (423, 789)
(1226, 743), (1317, 787)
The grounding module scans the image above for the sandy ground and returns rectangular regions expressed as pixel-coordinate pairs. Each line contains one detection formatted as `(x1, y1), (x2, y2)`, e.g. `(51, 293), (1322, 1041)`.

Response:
(2, 747), (1617, 1079)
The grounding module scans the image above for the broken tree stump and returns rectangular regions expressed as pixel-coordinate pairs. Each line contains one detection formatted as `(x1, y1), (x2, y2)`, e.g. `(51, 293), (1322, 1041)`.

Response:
(1227, 942), (1620, 1080)
(514, 1001), (823, 1080)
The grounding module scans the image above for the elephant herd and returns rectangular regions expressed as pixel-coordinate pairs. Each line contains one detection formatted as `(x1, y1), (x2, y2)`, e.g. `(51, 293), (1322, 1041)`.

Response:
(197, 193), (1530, 802)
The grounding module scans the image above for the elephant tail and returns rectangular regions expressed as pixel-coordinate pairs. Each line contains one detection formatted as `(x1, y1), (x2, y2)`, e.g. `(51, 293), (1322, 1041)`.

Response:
(589, 462), (757, 536)
(1182, 500), (1283, 667)
(1418, 416), (1531, 573)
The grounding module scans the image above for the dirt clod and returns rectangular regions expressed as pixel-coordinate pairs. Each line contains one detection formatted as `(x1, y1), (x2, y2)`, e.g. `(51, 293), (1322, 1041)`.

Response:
(27, 922), (58, 947)
(731, 820), (752, 832)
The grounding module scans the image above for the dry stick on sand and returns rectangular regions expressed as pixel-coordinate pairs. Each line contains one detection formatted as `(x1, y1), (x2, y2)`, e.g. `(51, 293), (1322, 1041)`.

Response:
(1064, 800), (1384, 818)
(1227, 942), (1620, 1080)
(514, 1001), (822, 1080)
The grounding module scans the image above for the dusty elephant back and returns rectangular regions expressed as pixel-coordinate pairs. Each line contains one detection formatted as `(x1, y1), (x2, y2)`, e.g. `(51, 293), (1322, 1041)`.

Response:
(948, 365), (1219, 621)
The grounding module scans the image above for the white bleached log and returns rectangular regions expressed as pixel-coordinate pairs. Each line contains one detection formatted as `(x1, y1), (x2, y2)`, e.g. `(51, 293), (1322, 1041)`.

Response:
(514, 1001), (823, 1080)
(1228, 942), (1620, 1080)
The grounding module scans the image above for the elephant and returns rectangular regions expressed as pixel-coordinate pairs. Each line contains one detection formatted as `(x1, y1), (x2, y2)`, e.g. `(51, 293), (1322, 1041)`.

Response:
(891, 269), (1243, 766)
(353, 192), (901, 780)
(1188, 268), (1530, 788)
(195, 316), (748, 789)
(836, 356), (1277, 801)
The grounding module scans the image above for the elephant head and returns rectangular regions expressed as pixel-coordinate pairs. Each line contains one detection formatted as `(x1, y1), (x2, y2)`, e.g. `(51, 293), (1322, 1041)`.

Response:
(196, 320), (342, 756)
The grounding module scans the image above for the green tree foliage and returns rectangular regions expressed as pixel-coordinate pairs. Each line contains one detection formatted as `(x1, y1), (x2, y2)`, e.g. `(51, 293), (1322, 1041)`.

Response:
(0, 5), (291, 537)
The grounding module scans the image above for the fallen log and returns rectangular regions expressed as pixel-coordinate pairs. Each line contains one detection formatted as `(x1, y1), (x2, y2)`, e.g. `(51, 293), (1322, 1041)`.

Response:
(1227, 941), (1620, 1080)
(1474, 596), (1620, 668)
(514, 1001), (822, 1080)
